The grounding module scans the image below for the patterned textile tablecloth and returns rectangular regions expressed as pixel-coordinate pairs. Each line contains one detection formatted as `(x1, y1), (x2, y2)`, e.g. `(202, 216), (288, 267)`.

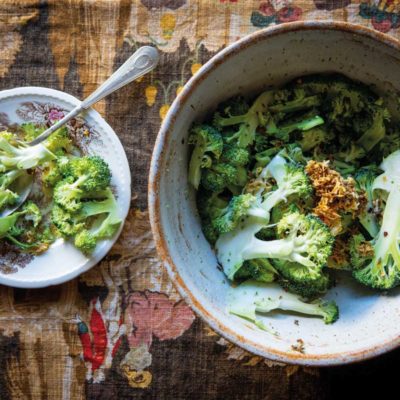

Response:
(0, 1), (399, 399)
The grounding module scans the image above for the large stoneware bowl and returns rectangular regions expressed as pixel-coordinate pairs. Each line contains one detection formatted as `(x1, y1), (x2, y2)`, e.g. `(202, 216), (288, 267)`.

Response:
(148, 21), (400, 365)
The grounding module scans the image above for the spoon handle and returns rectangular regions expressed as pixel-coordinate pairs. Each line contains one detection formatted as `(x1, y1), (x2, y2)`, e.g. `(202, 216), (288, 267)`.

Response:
(29, 46), (159, 146)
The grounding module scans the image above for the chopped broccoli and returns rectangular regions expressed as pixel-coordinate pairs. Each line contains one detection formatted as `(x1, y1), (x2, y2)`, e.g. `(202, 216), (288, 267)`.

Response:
(356, 103), (390, 152)
(44, 127), (73, 154)
(211, 193), (256, 235)
(352, 150), (400, 289)
(234, 258), (277, 283)
(216, 210), (334, 280)
(229, 281), (339, 327)
(266, 115), (324, 142)
(0, 201), (46, 251)
(73, 188), (122, 253)
(53, 156), (111, 211)
(0, 169), (25, 210)
(200, 162), (239, 192)
(298, 127), (334, 152)
(278, 269), (333, 300)
(269, 94), (321, 114)
(0, 136), (56, 170)
(51, 204), (85, 236)
(218, 96), (250, 117)
(220, 145), (250, 166)
(349, 233), (374, 270)
(336, 142), (365, 163)
(20, 123), (45, 142)
(214, 91), (275, 148)
(354, 165), (381, 237)
(260, 154), (312, 214)
(188, 124), (223, 189)
(74, 230), (97, 253)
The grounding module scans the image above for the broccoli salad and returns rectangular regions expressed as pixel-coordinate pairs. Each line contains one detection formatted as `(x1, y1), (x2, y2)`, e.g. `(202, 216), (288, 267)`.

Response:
(0, 123), (121, 255)
(188, 74), (400, 326)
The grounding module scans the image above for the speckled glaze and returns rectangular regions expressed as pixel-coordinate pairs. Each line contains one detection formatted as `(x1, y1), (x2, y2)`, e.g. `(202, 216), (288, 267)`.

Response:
(149, 22), (400, 366)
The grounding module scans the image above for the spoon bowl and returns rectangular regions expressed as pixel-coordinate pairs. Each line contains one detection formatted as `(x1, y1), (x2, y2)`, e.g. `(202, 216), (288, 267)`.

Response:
(0, 172), (33, 218)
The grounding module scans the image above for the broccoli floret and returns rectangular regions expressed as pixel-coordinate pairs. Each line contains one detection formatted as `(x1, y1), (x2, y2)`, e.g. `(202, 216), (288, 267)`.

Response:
(73, 188), (122, 252)
(0, 201), (47, 251)
(220, 145), (250, 166)
(197, 190), (228, 219)
(211, 193), (256, 235)
(201, 221), (219, 244)
(22, 201), (41, 227)
(356, 103), (390, 152)
(44, 127), (73, 154)
(234, 259), (277, 283)
(214, 91), (275, 148)
(217, 210), (334, 280)
(200, 162), (245, 192)
(229, 281), (339, 327)
(197, 190), (229, 244)
(260, 154), (312, 214)
(349, 233), (374, 270)
(51, 204), (85, 236)
(65, 156), (111, 190)
(269, 94), (321, 114)
(352, 151), (400, 289)
(298, 127), (334, 152)
(354, 165), (381, 237)
(266, 115), (324, 142)
(278, 269), (333, 300)
(218, 96), (250, 117)
(212, 155), (313, 274)
(380, 131), (400, 158)
(0, 169), (25, 210)
(337, 142), (366, 163)
(0, 136), (56, 170)
(20, 123), (45, 142)
(74, 230), (97, 253)
(53, 156), (111, 211)
(188, 125), (223, 190)
(42, 160), (62, 187)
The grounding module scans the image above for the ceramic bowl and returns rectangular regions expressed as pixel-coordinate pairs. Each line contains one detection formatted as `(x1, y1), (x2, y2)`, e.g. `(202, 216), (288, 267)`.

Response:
(0, 87), (131, 288)
(149, 21), (400, 365)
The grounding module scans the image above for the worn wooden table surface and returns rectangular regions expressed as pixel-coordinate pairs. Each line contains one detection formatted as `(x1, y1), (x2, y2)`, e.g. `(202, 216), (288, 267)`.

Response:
(0, 0), (398, 398)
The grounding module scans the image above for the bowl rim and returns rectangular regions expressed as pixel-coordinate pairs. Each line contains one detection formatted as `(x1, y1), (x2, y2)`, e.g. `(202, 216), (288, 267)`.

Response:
(148, 21), (400, 366)
(0, 86), (131, 288)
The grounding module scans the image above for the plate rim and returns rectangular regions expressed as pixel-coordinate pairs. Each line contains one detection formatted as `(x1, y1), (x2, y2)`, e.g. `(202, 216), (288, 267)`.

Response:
(0, 86), (131, 288)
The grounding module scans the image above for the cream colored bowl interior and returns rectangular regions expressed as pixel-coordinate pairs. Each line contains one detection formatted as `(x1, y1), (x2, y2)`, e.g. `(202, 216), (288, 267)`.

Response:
(150, 23), (400, 365)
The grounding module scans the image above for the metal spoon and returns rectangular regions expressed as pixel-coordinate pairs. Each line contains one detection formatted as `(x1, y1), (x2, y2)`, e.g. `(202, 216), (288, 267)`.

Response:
(0, 46), (159, 217)
(0, 173), (33, 218)
(30, 46), (159, 145)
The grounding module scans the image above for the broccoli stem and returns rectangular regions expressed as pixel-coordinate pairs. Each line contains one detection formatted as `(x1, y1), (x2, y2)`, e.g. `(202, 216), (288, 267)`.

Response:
(356, 109), (386, 151)
(261, 187), (289, 213)
(243, 237), (294, 259)
(373, 187), (400, 268)
(242, 236), (314, 268)
(255, 297), (329, 319)
(267, 115), (324, 138)
(269, 95), (321, 113)
(188, 144), (206, 189)
(217, 114), (248, 127)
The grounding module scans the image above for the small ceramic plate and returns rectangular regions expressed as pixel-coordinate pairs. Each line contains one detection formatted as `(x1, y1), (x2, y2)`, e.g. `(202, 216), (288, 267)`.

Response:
(0, 87), (131, 288)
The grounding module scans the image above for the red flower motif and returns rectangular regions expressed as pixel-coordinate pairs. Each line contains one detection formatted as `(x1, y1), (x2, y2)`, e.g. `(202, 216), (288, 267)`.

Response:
(277, 6), (303, 23)
(125, 291), (195, 348)
(259, 1), (275, 16)
(371, 16), (392, 33)
(48, 108), (64, 122)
